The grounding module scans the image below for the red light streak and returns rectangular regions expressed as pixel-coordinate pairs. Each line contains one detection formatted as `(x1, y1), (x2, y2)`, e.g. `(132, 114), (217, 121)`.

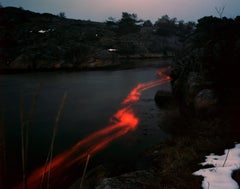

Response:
(15, 67), (171, 189)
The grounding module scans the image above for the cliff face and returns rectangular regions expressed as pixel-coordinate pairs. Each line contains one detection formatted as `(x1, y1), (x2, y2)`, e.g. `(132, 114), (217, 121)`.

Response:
(0, 7), (192, 72)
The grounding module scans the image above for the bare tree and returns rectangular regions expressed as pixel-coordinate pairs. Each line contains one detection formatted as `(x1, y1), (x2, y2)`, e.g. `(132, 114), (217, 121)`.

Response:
(215, 4), (226, 18)
(58, 12), (66, 18)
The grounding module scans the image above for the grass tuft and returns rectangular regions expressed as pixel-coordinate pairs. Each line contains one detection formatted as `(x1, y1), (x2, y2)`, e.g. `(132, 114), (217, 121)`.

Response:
(79, 154), (91, 189)
(0, 111), (6, 189)
(41, 92), (67, 189)
(20, 84), (41, 189)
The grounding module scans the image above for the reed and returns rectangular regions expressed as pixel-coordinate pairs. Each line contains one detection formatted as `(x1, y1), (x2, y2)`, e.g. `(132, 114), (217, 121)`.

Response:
(25, 84), (41, 168)
(79, 154), (91, 189)
(0, 111), (6, 189)
(223, 149), (230, 167)
(19, 85), (41, 189)
(20, 95), (27, 189)
(40, 93), (67, 189)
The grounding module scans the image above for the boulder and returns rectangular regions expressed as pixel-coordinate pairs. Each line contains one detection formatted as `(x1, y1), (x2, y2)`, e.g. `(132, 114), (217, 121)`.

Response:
(95, 170), (156, 189)
(154, 90), (174, 108)
(194, 89), (218, 118)
(10, 54), (33, 69)
(95, 50), (112, 60)
(185, 72), (205, 106)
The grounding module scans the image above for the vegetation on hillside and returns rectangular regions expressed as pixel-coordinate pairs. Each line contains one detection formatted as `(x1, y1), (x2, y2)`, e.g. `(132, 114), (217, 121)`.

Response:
(0, 7), (195, 71)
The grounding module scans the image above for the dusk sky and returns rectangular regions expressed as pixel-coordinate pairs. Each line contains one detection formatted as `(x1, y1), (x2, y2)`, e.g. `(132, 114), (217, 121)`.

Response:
(1, 0), (240, 22)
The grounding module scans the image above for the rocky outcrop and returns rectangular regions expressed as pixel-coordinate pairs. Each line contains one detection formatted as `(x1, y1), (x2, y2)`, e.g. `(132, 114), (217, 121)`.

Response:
(9, 54), (32, 69)
(171, 71), (218, 118)
(95, 170), (156, 189)
(171, 16), (240, 119)
(194, 89), (218, 117)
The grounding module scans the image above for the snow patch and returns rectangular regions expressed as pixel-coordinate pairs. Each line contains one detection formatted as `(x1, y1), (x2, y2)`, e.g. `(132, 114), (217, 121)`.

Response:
(193, 143), (240, 189)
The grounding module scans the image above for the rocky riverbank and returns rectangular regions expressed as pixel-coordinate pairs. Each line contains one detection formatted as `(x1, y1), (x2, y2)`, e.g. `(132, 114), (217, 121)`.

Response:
(74, 16), (240, 189)
(78, 89), (239, 189)
(0, 56), (173, 74)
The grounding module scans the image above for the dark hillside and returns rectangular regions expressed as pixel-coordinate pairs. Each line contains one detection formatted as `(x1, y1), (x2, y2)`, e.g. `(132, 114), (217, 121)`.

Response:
(0, 7), (194, 72)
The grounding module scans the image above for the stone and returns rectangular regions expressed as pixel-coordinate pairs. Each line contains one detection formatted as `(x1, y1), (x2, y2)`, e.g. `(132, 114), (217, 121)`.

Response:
(10, 54), (32, 69)
(154, 90), (174, 108)
(95, 170), (156, 189)
(194, 89), (218, 117)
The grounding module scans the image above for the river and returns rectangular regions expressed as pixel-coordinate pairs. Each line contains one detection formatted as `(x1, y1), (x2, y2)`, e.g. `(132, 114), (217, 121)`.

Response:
(0, 67), (170, 188)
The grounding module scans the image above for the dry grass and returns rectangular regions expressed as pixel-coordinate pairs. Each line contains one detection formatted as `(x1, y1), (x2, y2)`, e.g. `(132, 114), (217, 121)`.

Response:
(25, 84), (41, 167)
(0, 111), (6, 189)
(20, 95), (27, 189)
(20, 84), (41, 189)
(79, 154), (91, 189)
(41, 92), (67, 189)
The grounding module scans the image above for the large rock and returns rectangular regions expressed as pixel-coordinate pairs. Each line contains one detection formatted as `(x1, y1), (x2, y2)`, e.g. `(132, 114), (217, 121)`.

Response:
(154, 90), (174, 108)
(194, 89), (218, 117)
(171, 71), (216, 116)
(185, 72), (205, 107)
(171, 71), (204, 105)
(95, 170), (156, 189)
(10, 54), (66, 70)
(95, 50), (112, 60)
(10, 54), (33, 69)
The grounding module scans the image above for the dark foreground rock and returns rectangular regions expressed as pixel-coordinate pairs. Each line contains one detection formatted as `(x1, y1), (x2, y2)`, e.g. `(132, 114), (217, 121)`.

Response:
(95, 170), (156, 189)
(154, 90), (174, 108)
(193, 89), (218, 117)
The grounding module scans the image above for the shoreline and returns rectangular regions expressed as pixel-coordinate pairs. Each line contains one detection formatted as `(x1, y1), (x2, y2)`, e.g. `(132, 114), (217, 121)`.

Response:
(0, 57), (173, 74)
(81, 96), (240, 189)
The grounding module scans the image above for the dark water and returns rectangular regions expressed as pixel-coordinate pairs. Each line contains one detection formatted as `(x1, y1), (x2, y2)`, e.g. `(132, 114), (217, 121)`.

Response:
(0, 68), (170, 188)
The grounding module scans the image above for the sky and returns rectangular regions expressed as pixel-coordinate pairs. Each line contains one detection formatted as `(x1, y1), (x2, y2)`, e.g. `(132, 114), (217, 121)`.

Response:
(1, 0), (240, 22)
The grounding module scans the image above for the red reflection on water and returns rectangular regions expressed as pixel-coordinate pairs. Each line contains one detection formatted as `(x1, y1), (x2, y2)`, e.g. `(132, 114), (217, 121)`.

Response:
(15, 67), (171, 189)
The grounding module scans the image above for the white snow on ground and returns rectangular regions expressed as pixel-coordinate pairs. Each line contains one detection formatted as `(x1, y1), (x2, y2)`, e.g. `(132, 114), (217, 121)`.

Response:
(193, 143), (240, 189)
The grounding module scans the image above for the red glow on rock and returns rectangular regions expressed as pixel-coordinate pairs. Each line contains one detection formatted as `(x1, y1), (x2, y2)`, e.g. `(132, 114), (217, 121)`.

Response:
(14, 67), (171, 189)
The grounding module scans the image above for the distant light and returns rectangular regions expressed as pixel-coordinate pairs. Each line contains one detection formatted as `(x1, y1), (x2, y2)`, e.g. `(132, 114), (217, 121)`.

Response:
(38, 30), (46, 33)
(37, 29), (55, 34)
(108, 48), (117, 52)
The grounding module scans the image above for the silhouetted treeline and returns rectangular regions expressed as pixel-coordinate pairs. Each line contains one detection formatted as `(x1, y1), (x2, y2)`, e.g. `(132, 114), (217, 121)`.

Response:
(106, 12), (195, 37)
